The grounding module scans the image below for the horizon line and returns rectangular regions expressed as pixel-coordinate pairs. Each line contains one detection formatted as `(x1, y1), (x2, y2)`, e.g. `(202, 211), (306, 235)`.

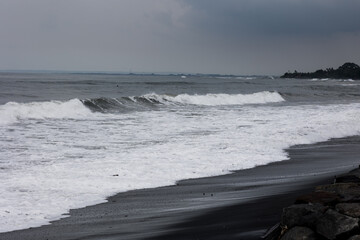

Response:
(0, 69), (276, 77)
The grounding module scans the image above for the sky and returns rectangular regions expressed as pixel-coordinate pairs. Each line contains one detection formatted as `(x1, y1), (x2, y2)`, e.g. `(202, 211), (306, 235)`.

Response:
(0, 0), (360, 75)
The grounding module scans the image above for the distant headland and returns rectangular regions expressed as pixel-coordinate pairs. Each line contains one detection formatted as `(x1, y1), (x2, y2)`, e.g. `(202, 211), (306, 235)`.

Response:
(281, 62), (360, 80)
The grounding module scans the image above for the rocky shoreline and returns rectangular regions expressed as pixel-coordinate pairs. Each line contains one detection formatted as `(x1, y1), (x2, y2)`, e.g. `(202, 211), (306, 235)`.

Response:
(264, 166), (360, 240)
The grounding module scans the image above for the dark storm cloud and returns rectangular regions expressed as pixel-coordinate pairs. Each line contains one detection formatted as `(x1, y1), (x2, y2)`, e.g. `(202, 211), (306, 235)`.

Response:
(0, 0), (359, 74)
(180, 0), (360, 37)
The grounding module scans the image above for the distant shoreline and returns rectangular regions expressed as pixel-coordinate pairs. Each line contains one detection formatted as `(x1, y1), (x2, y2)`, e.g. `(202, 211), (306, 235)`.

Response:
(281, 62), (360, 80)
(0, 69), (260, 78)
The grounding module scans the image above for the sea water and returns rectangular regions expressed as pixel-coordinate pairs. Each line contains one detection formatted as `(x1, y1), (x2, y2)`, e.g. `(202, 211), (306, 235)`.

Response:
(1, 73), (360, 232)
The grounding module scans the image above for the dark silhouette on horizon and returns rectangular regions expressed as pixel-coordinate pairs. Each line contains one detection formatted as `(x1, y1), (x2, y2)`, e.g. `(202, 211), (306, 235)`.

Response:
(281, 62), (360, 80)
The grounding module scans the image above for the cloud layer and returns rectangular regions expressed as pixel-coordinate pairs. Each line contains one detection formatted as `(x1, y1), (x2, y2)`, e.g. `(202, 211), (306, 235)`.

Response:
(0, 0), (359, 74)
(181, 0), (360, 36)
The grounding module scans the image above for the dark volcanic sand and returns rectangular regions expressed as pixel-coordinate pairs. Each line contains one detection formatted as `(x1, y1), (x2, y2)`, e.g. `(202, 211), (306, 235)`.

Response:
(1, 136), (360, 240)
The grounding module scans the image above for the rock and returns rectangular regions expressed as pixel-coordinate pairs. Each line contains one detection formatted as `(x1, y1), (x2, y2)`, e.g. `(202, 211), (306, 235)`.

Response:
(348, 168), (360, 178)
(335, 175), (360, 183)
(315, 183), (360, 195)
(336, 203), (360, 218)
(315, 183), (360, 202)
(336, 168), (360, 183)
(280, 226), (317, 240)
(316, 209), (359, 240)
(262, 222), (281, 240)
(348, 235), (360, 240)
(295, 191), (340, 206)
(282, 204), (327, 229)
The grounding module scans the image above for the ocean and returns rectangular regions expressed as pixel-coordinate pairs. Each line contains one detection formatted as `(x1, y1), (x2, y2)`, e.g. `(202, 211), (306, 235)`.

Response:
(1, 72), (360, 233)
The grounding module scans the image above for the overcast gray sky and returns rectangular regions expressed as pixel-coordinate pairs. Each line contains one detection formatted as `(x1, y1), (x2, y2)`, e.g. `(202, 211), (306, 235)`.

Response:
(1, 0), (360, 75)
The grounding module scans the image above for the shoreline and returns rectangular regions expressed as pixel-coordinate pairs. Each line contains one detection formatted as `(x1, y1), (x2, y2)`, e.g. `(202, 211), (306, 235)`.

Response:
(1, 136), (360, 240)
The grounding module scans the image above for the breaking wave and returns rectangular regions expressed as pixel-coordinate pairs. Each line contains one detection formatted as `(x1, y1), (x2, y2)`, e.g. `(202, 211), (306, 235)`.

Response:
(82, 91), (285, 112)
(0, 99), (93, 125)
(140, 91), (285, 106)
(0, 92), (285, 125)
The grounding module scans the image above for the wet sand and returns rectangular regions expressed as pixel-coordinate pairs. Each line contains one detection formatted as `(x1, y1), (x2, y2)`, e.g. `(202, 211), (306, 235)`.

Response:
(1, 136), (360, 240)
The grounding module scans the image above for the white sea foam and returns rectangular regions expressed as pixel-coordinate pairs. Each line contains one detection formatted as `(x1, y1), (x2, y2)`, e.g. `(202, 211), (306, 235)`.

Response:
(310, 78), (355, 82)
(340, 83), (360, 87)
(0, 99), (94, 125)
(1, 99), (360, 232)
(141, 91), (285, 106)
(235, 76), (256, 80)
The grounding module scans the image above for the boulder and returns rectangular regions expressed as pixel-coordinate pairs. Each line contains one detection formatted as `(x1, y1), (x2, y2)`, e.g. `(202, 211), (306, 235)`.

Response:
(336, 175), (360, 183)
(348, 168), (360, 178)
(336, 168), (360, 183)
(315, 183), (360, 202)
(336, 203), (360, 218)
(316, 209), (359, 240)
(295, 191), (340, 206)
(315, 183), (360, 195)
(262, 222), (281, 240)
(348, 235), (360, 240)
(280, 226), (317, 240)
(282, 204), (327, 229)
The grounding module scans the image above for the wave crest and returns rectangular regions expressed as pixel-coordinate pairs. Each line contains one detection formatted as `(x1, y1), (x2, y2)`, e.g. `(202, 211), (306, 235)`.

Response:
(0, 92), (285, 125)
(141, 91), (285, 106)
(0, 99), (93, 125)
(81, 91), (285, 113)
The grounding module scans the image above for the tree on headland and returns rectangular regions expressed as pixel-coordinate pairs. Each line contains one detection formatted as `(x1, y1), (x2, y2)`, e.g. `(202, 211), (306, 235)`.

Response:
(281, 62), (360, 80)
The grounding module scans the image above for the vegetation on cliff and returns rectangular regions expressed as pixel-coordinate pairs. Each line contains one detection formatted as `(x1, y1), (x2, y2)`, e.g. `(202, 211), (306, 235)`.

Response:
(281, 62), (360, 80)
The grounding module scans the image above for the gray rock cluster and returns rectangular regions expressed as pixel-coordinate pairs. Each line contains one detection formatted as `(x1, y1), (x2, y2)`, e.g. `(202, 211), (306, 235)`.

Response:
(264, 167), (360, 240)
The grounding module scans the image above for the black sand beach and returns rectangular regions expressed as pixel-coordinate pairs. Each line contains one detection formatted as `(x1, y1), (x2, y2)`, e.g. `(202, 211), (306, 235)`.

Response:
(1, 136), (360, 240)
